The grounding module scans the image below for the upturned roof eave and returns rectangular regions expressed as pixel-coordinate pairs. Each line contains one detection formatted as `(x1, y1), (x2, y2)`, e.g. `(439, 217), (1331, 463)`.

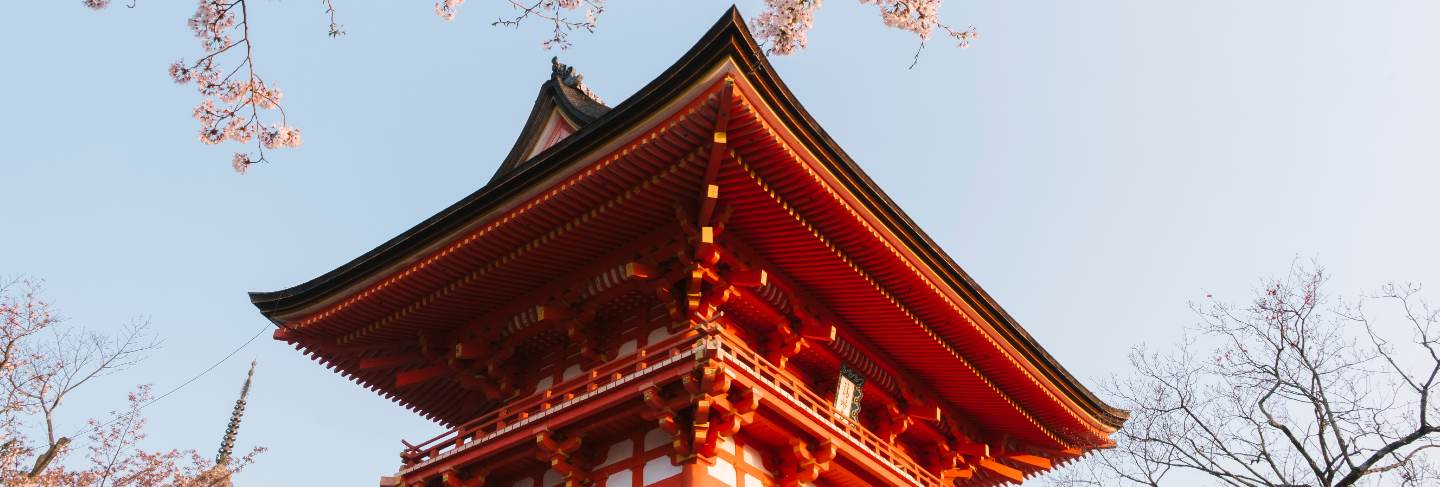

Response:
(248, 9), (748, 318)
(248, 4), (1127, 433)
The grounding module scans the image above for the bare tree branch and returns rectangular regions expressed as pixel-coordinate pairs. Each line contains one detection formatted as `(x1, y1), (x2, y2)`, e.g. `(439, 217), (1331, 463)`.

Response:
(1056, 263), (1440, 486)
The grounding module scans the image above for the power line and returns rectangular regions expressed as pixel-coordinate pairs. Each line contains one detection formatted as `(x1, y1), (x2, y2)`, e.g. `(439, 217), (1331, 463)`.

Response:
(65, 322), (270, 440)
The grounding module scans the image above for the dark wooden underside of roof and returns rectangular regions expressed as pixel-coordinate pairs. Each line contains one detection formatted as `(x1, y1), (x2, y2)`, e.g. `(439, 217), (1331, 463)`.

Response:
(249, 6), (1126, 435)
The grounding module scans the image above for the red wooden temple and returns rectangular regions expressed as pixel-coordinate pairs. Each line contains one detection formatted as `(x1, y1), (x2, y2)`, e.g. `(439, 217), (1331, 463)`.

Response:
(249, 8), (1126, 487)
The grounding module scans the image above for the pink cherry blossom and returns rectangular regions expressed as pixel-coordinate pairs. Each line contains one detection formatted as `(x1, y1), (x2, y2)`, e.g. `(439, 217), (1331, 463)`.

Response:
(232, 153), (251, 174)
(260, 124), (302, 149)
(253, 83), (283, 110)
(753, 0), (822, 56)
(861, 0), (941, 40)
(0, 280), (265, 483)
(168, 60), (192, 84)
(150, 1), (302, 172)
(435, 0), (466, 22)
(85, 0), (972, 173)
(752, 0), (976, 59)
(224, 116), (253, 143)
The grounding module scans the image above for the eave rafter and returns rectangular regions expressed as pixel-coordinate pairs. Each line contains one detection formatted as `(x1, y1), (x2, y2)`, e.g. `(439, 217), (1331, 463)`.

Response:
(384, 258), (678, 397)
(333, 153), (697, 347)
(725, 144), (1079, 449)
(285, 224), (693, 424)
(725, 88), (1118, 444)
(275, 82), (731, 340)
(248, 13), (1127, 486)
(714, 239), (1035, 480)
(665, 90), (1051, 482)
(696, 206), (997, 453)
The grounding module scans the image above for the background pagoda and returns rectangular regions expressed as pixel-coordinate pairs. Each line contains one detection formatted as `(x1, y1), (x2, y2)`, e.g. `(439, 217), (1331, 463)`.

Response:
(250, 8), (1126, 487)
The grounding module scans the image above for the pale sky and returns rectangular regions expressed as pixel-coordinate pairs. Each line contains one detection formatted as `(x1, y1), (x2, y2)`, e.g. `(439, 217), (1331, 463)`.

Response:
(3, 1), (1439, 485)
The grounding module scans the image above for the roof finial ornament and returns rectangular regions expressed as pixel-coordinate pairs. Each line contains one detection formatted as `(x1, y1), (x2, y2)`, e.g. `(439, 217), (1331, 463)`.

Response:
(216, 360), (256, 466)
(551, 56), (605, 105)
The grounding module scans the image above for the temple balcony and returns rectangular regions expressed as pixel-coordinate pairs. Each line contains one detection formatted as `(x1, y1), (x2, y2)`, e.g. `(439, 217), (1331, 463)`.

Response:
(393, 325), (948, 487)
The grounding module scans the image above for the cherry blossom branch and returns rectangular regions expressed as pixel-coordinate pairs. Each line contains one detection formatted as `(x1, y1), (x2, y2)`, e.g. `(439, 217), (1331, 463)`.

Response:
(754, 0), (976, 64)
(753, 0), (823, 55)
(323, 0), (344, 37)
(149, 0), (301, 174)
(911, 22), (976, 68)
(489, 0), (605, 50)
(82, 0), (977, 174)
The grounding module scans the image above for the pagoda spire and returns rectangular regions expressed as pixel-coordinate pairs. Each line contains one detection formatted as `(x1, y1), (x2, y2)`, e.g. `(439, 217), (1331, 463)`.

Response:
(216, 360), (256, 466)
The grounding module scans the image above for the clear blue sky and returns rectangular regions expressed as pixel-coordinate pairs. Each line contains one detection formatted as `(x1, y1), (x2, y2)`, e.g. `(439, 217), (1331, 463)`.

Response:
(3, 1), (1438, 485)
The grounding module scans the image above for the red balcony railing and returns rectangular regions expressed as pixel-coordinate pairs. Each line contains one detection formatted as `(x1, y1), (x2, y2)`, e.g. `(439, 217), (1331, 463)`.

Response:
(398, 330), (700, 472)
(702, 330), (945, 486)
(396, 327), (944, 486)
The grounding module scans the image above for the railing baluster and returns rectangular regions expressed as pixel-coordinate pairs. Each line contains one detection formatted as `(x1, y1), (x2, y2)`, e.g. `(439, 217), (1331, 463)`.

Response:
(396, 330), (945, 485)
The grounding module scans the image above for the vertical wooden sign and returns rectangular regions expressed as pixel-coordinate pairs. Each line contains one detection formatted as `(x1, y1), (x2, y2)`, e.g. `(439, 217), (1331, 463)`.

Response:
(834, 365), (865, 421)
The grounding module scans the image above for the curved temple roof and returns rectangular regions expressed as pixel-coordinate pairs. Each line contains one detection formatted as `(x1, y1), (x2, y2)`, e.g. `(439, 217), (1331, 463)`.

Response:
(491, 57), (610, 181)
(250, 5), (1125, 454)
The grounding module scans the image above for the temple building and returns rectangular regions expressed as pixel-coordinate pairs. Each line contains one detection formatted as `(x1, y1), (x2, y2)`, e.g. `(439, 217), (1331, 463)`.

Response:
(248, 8), (1126, 487)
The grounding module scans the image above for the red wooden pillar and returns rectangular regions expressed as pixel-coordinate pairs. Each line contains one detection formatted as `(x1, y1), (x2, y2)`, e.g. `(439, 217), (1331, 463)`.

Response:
(678, 462), (723, 487)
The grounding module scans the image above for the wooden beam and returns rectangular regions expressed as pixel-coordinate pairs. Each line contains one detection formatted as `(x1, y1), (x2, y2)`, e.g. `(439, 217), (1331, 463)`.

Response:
(697, 79), (734, 227)
(358, 354), (424, 371)
(941, 467), (974, 481)
(696, 226), (717, 263)
(953, 443), (990, 458)
(797, 319), (836, 342)
(452, 338), (493, 360)
(698, 183), (721, 230)
(904, 399), (942, 423)
(1006, 454), (1053, 470)
(1034, 446), (1085, 458)
(977, 457), (1024, 483)
(272, 327), (294, 341)
(395, 364), (450, 388)
(726, 269), (767, 288)
(624, 261), (658, 280)
(442, 227), (684, 342)
(453, 373), (502, 399)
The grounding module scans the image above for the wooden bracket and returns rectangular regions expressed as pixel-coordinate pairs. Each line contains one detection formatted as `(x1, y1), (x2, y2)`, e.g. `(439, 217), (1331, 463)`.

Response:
(683, 362), (734, 462)
(643, 364), (756, 465)
(686, 265), (706, 315)
(641, 385), (692, 462)
(778, 438), (835, 487)
(875, 402), (913, 444)
(763, 322), (807, 369)
(653, 282), (685, 325)
(713, 385), (761, 439)
(565, 310), (607, 364)
(536, 429), (590, 487)
(440, 468), (485, 487)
